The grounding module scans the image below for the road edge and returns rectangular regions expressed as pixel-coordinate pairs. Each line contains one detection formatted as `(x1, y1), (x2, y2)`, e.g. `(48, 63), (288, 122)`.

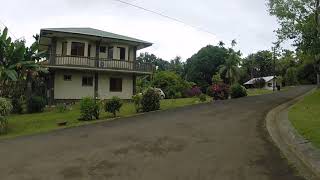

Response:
(266, 88), (320, 180)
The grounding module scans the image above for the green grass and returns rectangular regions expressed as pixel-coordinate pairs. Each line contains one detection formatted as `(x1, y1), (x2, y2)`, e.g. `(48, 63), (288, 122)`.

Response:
(247, 86), (292, 96)
(247, 89), (273, 96)
(289, 89), (320, 148)
(4, 97), (209, 139)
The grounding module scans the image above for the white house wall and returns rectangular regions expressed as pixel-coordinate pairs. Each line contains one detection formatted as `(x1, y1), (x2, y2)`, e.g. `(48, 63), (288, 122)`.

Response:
(98, 73), (133, 99)
(54, 70), (95, 99)
(54, 70), (133, 100)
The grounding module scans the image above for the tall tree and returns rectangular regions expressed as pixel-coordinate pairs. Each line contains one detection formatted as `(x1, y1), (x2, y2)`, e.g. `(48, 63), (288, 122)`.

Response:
(219, 52), (240, 85)
(244, 51), (274, 78)
(137, 52), (170, 71)
(168, 56), (185, 77)
(269, 0), (320, 87)
(184, 45), (229, 90)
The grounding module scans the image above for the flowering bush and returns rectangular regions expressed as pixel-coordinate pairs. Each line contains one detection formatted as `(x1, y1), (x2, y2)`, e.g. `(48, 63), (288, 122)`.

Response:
(210, 83), (230, 100)
(184, 86), (202, 97)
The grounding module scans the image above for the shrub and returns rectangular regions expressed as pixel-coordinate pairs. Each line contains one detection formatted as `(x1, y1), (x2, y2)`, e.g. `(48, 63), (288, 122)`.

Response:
(206, 86), (214, 97)
(199, 94), (207, 102)
(253, 78), (266, 89)
(105, 96), (123, 117)
(0, 98), (13, 134)
(11, 96), (24, 114)
(79, 97), (100, 121)
(210, 83), (230, 100)
(152, 71), (190, 99)
(184, 86), (202, 97)
(56, 103), (68, 113)
(212, 73), (223, 84)
(132, 94), (143, 112)
(230, 84), (247, 99)
(141, 88), (160, 112)
(27, 96), (46, 113)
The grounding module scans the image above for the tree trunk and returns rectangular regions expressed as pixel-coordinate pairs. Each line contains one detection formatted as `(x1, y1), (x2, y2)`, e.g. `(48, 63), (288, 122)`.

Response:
(317, 72), (320, 88)
(26, 72), (32, 98)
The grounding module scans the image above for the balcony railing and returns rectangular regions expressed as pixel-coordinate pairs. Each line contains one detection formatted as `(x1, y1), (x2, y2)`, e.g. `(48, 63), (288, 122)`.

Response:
(46, 54), (154, 73)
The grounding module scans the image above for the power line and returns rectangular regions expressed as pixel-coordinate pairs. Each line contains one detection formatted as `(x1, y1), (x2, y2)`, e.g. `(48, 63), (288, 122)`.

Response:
(111, 0), (216, 37)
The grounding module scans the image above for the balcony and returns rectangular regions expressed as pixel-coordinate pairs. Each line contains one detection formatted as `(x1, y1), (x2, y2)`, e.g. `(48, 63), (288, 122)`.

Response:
(45, 54), (154, 74)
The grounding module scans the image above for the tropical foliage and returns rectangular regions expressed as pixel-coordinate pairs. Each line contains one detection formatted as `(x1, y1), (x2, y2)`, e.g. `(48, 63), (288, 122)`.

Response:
(268, 0), (320, 87)
(0, 28), (47, 110)
(104, 96), (123, 117)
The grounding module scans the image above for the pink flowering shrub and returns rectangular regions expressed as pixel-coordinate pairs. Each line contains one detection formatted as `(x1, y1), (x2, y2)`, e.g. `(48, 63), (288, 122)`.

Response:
(209, 83), (230, 100)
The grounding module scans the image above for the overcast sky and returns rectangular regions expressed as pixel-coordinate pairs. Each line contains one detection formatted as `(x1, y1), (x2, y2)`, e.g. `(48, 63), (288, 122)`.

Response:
(0, 0), (281, 60)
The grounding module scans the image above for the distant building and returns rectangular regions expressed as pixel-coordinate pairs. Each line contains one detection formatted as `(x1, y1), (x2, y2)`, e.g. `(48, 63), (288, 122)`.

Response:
(244, 76), (277, 90)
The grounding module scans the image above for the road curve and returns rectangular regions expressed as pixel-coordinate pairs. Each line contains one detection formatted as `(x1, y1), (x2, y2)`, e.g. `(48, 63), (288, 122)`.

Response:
(0, 86), (313, 180)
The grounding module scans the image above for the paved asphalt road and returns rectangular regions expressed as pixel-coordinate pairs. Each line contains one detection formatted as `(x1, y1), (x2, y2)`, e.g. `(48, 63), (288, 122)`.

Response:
(0, 86), (313, 180)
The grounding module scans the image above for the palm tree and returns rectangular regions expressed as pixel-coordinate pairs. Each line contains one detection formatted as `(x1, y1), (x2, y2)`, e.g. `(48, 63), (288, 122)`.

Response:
(218, 41), (225, 47)
(231, 39), (237, 47)
(219, 53), (240, 85)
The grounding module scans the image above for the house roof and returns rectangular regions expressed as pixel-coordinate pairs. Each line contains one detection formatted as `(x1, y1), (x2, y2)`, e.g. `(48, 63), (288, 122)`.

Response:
(244, 76), (276, 85)
(40, 27), (152, 49)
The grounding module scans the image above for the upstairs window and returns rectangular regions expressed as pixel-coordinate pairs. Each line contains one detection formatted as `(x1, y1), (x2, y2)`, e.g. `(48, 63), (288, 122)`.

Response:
(110, 78), (122, 92)
(100, 46), (106, 53)
(108, 47), (114, 59)
(118, 47), (126, 60)
(71, 42), (85, 56)
(82, 76), (93, 86)
(63, 75), (72, 81)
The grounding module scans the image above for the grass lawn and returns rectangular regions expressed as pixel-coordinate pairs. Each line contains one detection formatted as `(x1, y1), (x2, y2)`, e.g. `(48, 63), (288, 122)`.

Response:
(247, 86), (292, 96)
(4, 97), (209, 139)
(247, 89), (273, 96)
(289, 89), (320, 148)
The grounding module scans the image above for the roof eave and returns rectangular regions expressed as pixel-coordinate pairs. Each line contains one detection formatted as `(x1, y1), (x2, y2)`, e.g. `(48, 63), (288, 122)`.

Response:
(40, 29), (153, 48)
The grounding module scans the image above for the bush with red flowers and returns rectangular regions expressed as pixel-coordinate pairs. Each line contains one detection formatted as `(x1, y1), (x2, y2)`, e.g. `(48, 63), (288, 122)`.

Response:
(209, 83), (230, 100)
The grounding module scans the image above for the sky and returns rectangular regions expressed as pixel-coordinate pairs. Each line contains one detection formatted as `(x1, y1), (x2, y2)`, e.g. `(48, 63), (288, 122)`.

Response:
(0, 0), (282, 61)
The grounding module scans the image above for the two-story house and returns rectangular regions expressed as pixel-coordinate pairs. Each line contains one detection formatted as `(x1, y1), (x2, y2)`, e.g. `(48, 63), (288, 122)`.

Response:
(39, 27), (153, 104)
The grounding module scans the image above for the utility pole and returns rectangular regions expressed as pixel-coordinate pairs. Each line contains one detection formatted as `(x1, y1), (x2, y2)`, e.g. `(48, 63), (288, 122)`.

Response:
(272, 46), (276, 92)
(272, 42), (280, 92)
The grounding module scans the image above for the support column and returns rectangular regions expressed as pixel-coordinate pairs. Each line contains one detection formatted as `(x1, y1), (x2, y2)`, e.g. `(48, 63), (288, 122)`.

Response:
(94, 73), (99, 99)
(94, 41), (101, 99)
(47, 71), (55, 106)
(133, 75), (137, 95)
